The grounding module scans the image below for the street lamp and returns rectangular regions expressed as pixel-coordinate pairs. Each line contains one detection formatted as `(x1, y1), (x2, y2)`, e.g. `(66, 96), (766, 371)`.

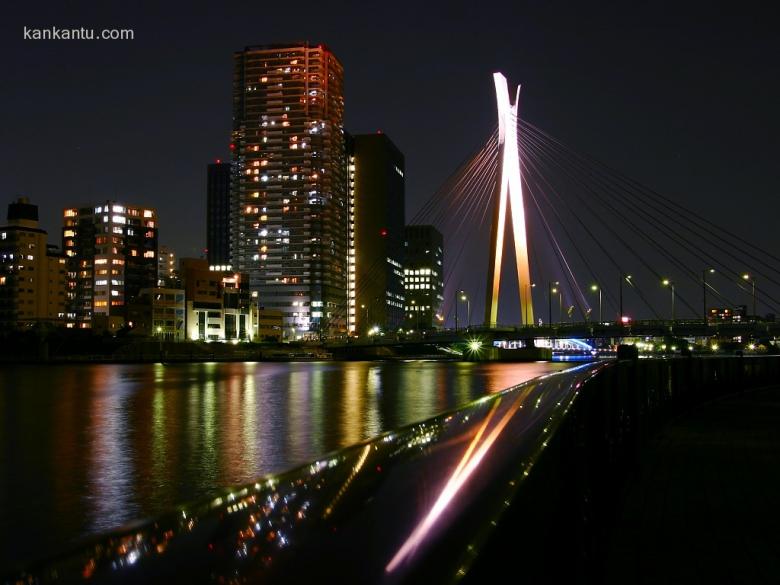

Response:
(619, 274), (632, 323)
(548, 281), (559, 326)
(590, 284), (602, 324)
(360, 303), (368, 335)
(662, 278), (675, 323)
(459, 291), (470, 330)
(454, 292), (459, 332)
(742, 273), (756, 319)
(703, 268), (715, 324)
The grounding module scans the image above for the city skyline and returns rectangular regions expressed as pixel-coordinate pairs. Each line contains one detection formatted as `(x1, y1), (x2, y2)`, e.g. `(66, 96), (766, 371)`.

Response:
(2, 6), (780, 579)
(2, 2), (777, 267)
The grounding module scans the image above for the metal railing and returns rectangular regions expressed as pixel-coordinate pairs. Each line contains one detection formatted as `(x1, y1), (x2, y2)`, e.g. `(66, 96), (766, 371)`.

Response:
(5, 355), (779, 584)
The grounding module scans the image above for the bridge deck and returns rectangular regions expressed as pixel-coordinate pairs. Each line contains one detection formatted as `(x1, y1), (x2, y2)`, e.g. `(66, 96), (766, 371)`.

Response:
(606, 385), (780, 584)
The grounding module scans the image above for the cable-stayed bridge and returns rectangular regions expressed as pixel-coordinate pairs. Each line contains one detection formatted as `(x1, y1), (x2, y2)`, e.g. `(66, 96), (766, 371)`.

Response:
(334, 72), (779, 354)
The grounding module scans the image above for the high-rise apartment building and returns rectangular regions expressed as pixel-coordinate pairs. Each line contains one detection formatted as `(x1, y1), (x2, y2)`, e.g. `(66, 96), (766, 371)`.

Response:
(231, 43), (348, 339)
(207, 161), (231, 268)
(404, 225), (444, 330)
(0, 198), (67, 329)
(348, 133), (406, 335)
(62, 201), (158, 327)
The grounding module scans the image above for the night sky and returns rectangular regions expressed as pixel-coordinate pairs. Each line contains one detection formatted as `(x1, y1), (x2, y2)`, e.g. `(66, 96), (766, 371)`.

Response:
(2, 1), (778, 320)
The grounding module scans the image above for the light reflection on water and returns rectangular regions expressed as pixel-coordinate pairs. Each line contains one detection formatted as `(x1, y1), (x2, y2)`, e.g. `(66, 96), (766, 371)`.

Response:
(0, 359), (570, 568)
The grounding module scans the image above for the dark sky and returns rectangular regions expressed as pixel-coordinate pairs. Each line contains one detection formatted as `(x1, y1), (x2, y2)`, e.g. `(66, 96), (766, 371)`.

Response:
(2, 1), (778, 320)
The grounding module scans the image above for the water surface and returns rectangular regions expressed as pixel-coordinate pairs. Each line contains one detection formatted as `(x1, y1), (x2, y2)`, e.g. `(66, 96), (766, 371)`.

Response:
(0, 360), (570, 568)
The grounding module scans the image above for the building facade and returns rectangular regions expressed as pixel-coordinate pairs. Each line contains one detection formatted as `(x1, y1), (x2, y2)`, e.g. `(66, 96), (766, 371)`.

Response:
(157, 245), (178, 287)
(126, 287), (186, 341)
(348, 133), (406, 335)
(0, 198), (67, 329)
(62, 201), (158, 328)
(404, 225), (444, 330)
(231, 43), (348, 339)
(207, 161), (231, 268)
(181, 258), (256, 342)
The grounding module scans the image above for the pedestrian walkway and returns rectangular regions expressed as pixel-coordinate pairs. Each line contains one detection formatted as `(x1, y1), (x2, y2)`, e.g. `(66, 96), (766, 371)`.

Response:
(606, 385), (780, 585)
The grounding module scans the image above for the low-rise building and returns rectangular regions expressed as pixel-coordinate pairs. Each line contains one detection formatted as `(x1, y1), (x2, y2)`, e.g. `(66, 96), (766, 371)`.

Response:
(126, 287), (186, 341)
(181, 258), (257, 342)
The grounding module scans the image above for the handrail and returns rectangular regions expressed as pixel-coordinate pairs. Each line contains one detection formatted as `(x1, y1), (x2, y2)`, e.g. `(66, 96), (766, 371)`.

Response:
(5, 361), (609, 584)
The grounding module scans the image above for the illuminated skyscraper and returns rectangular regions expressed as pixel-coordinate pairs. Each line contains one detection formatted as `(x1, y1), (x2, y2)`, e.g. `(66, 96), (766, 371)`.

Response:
(347, 133), (406, 335)
(231, 43), (347, 339)
(62, 201), (158, 328)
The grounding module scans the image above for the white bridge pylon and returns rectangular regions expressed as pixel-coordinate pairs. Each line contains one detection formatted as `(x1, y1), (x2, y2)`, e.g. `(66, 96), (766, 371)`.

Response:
(484, 73), (534, 327)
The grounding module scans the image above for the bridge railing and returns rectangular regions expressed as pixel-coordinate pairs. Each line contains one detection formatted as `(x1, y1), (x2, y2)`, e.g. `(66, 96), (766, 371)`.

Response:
(6, 356), (779, 584)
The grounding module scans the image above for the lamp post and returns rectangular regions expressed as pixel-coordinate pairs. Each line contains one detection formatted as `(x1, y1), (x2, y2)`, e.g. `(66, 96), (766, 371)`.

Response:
(459, 291), (470, 330)
(619, 274), (632, 322)
(703, 268), (715, 324)
(662, 278), (675, 323)
(454, 293), (459, 332)
(742, 273), (756, 319)
(590, 284), (602, 324)
(548, 281), (559, 326)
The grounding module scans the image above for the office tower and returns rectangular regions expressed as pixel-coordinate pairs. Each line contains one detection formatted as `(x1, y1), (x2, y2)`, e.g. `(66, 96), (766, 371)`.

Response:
(0, 198), (67, 329)
(207, 160), (231, 268)
(348, 133), (405, 335)
(157, 244), (178, 287)
(62, 201), (158, 328)
(231, 43), (347, 339)
(404, 225), (444, 330)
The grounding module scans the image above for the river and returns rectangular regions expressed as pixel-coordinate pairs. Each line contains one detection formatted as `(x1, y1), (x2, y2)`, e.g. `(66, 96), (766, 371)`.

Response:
(0, 359), (572, 569)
